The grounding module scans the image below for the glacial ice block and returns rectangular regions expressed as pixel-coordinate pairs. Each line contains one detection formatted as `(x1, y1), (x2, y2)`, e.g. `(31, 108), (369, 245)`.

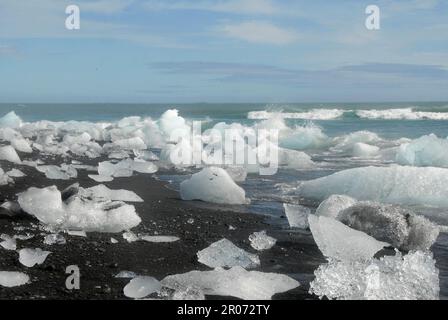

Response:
(308, 215), (388, 262)
(180, 167), (248, 205)
(315, 195), (357, 220)
(396, 134), (448, 167)
(0, 271), (29, 288)
(299, 165), (448, 207)
(18, 248), (51, 267)
(18, 185), (141, 232)
(197, 238), (260, 269)
(309, 251), (439, 300)
(162, 266), (300, 300)
(283, 203), (310, 229)
(249, 231), (277, 251)
(123, 276), (162, 299)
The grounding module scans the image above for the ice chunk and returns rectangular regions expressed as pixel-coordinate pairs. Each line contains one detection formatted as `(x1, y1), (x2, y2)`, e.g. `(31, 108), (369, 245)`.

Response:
(283, 204), (310, 229)
(0, 271), (29, 288)
(0, 145), (21, 163)
(139, 235), (180, 243)
(159, 109), (190, 139)
(36, 164), (77, 180)
(310, 251), (439, 300)
(88, 174), (114, 182)
(0, 234), (17, 250)
(299, 165), (448, 207)
(66, 230), (87, 237)
(123, 276), (161, 299)
(278, 148), (314, 169)
(180, 167), (248, 205)
(11, 138), (32, 153)
(197, 239), (260, 269)
(0, 111), (22, 128)
(315, 195), (357, 219)
(43, 234), (66, 245)
(6, 168), (26, 177)
(0, 201), (22, 217)
(162, 266), (300, 300)
(82, 184), (143, 202)
(18, 185), (141, 233)
(18, 248), (51, 267)
(352, 143), (379, 158)
(111, 237), (118, 244)
(249, 231), (277, 251)
(123, 231), (139, 242)
(115, 271), (137, 278)
(396, 134), (448, 167)
(308, 215), (388, 262)
(97, 159), (157, 177)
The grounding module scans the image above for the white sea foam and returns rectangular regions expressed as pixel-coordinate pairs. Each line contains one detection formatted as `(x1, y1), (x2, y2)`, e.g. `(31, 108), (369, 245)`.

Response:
(248, 109), (345, 120)
(356, 108), (448, 120)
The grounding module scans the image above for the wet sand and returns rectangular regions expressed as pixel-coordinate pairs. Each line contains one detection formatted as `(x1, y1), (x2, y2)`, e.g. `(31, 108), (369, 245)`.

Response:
(0, 155), (324, 300)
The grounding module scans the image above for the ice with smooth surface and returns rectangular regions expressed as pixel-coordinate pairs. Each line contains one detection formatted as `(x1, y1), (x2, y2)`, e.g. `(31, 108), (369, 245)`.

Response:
(18, 185), (141, 233)
(396, 134), (448, 167)
(0, 145), (21, 163)
(139, 235), (180, 243)
(315, 195), (357, 220)
(299, 165), (448, 207)
(197, 238), (260, 269)
(308, 215), (388, 262)
(0, 271), (29, 288)
(123, 276), (162, 299)
(310, 251), (439, 300)
(249, 231), (277, 251)
(180, 167), (248, 205)
(18, 248), (51, 267)
(283, 204), (310, 229)
(162, 266), (300, 300)
(88, 174), (114, 182)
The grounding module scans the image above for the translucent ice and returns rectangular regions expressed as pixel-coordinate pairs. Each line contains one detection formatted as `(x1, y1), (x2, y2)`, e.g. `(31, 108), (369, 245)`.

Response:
(123, 276), (161, 299)
(180, 167), (248, 205)
(310, 251), (439, 300)
(0, 271), (29, 287)
(283, 203), (310, 229)
(197, 239), (260, 269)
(11, 138), (32, 153)
(315, 195), (357, 220)
(82, 184), (143, 202)
(139, 235), (180, 243)
(18, 248), (51, 267)
(162, 266), (300, 300)
(396, 134), (448, 167)
(249, 231), (277, 251)
(0, 145), (21, 163)
(6, 168), (25, 177)
(36, 164), (77, 180)
(308, 215), (388, 262)
(299, 165), (448, 207)
(88, 174), (114, 182)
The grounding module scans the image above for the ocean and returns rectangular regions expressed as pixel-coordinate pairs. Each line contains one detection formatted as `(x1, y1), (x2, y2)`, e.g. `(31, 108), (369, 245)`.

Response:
(1, 101), (448, 298)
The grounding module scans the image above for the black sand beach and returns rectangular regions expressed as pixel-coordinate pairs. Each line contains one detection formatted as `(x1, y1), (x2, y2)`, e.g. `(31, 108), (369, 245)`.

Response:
(0, 154), (323, 300)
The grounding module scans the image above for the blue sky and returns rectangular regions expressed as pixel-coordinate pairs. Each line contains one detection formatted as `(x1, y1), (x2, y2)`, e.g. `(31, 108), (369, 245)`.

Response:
(0, 0), (447, 103)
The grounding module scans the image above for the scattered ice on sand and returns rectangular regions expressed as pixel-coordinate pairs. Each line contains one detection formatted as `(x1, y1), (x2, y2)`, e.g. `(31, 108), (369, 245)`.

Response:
(310, 251), (439, 300)
(0, 234), (17, 250)
(162, 266), (300, 300)
(88, 174), (114, 182)
(43, 234), (66, 245)
(115, 271), (137, 278)
(0, 271), (29, 288)
(197, 239), (260, 269)
(123, 276), (162, 299)
(18, 248), (51, 267)
(6, 168), (26, 177)
(0, 168), (12, 185)
(249, 231), (277, 251)
(283, 203), (310, 229)
(308, 215), (388, 262)
(180, 167), (248, 205)
(315, 195), (357, 220)
(0, 145), (21, 163)
(123, 231), (139, 242)
(18, 185), (141, 233)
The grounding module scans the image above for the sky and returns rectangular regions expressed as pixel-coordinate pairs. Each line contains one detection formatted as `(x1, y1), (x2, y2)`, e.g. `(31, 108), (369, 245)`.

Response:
(0, 0), (447, 103)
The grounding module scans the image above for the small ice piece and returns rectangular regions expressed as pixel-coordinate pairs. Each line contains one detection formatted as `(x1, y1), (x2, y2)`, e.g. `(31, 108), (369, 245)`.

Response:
(18, 248), (51, 267)
(0, 145), (21, 163)
(43, 234), (66, 245)
(197, 238), (260, 269)
(0, 168), (13, 185)
(315, 195), (357, 220)
(172, 286), (205, 300)
(84, 184), (143, 202)
(180, 167), (248, 205)
(0, 234), (17, 250)
(139, 235), (180, 243)
(115, 271), (137, 278)
(283, 203), (310, 229)
(88, 174), (114, 182)
(0, 271), (29, 288)
(308, 215), (388, 262)
(249, 231), (277, 251)
(123, 231), (139, 243)
(111, 237), (118, 244)
(67, 230), (87, 237)
(162, 266), (300, 300)
(352, 143), (379, 158)
(123, 276), (161, 299)
(310, 251), (439, 300)
(134, 150), (159, 161)
(6, 168), (26, 177)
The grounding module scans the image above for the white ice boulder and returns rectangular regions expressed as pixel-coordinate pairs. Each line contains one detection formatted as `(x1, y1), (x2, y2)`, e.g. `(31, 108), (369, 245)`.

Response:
(283, 203), (310, 229)
(162, 266), (300, 300)
(180, 167), (248, 205)
(0, 145), (21, 163)
(18, 185), (141, 233)
(18, 248), (51, 267)
(299, 165), (448, 208)
(123, 276), (162, 299)
(249, 231), (277, 251)
(315, 195), (357, 220)
(197, 238), (260, 269)
(0, 271), (29, 287)
(310, 251), (439, 300)
(308, 215), (388, 262)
